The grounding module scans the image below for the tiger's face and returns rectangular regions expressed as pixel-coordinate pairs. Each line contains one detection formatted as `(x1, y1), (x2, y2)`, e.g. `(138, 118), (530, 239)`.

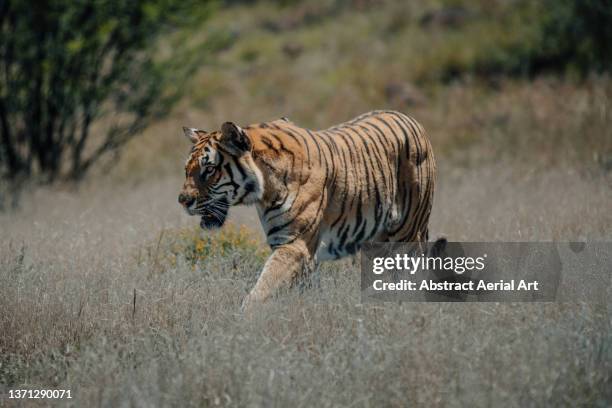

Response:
(178, 122), (264, 229)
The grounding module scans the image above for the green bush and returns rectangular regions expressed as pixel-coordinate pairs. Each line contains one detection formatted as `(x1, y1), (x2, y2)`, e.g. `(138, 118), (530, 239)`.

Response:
(0, 0), (223, 182)
(477, 0), (612, 78)
(144, 224), (269, 271)
(536, 0), (612, 74)
(416, 0), (612, 82)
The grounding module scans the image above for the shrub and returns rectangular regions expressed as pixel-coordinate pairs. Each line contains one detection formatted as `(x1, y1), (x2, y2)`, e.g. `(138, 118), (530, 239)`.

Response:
(146, 224), (269, 271)
(416, 0), (612, 82)
(0, 0), (223, 183)
(536, 0), (612, 74)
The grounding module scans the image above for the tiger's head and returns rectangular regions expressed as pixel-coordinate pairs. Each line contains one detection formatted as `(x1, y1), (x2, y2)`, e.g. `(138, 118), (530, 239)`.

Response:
(178, 122), (264, 229)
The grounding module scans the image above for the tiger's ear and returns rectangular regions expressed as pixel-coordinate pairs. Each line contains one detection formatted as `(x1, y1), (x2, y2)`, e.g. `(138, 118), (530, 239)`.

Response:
(182, 127), (200, 144)
(220, 122), (251, 154)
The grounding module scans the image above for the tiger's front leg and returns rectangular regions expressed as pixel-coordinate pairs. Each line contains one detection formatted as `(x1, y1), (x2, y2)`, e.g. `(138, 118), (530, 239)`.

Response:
(241, 240), (315, 312)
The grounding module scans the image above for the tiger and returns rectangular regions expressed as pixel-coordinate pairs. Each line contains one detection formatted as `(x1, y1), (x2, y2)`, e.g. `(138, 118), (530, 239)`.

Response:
(178, 110), (436, 310)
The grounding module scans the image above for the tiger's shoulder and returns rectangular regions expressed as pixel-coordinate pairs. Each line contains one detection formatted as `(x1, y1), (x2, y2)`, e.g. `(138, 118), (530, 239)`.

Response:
(244, 117), (305, 152)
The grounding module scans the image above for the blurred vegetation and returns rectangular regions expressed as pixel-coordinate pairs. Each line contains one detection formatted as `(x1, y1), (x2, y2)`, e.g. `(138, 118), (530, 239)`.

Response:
(1, 0), (611, 189)
(537, 0), (612, 75)
(449, 0), (612, 81)
(0, 0), (226, 183)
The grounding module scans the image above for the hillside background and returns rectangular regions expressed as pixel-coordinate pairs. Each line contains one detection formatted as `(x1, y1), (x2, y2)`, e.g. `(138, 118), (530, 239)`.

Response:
(1, 0), (611, 406)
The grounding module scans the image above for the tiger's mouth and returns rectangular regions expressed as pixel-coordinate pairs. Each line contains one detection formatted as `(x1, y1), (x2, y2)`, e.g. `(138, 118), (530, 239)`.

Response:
(198, 197), (229, 229)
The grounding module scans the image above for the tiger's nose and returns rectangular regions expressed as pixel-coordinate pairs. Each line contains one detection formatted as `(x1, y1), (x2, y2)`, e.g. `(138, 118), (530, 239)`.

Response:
(178, 193), (195, 208)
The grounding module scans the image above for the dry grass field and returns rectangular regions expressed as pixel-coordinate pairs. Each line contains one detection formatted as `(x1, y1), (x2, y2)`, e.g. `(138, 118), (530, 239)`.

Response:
(1, 167), (610, 407)
(1, 1), (612, 406)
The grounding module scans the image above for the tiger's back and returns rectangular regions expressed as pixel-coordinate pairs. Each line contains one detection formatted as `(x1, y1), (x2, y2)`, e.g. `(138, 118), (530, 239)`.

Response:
(246, 110), (435, 261)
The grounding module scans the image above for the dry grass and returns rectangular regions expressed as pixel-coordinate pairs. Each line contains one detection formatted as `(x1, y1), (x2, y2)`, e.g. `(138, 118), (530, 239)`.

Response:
(1, 1), (612, 406)
(1, 165), (610, 407)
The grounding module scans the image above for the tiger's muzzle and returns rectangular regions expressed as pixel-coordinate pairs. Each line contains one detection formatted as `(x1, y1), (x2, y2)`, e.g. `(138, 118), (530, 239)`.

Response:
(198, 197), (229, 229)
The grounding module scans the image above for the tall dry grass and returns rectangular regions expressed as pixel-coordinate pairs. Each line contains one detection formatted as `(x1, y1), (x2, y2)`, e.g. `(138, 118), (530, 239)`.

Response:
(1, 164), (610, 406)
